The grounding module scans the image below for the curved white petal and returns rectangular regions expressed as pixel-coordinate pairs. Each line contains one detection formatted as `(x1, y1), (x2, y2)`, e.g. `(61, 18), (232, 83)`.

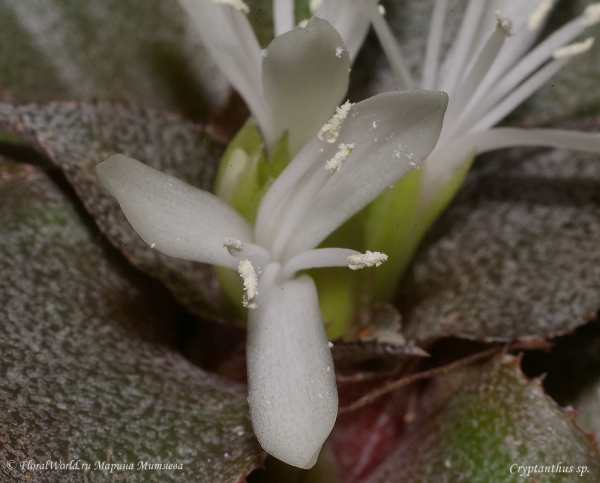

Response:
(96, 154), (252, 269)
(247, 275), (337, 469)
(177, 0), (271, 136)
(311, 0), (374, 61)
(276, 90), (447, 259)
(262, 17), (350, 156)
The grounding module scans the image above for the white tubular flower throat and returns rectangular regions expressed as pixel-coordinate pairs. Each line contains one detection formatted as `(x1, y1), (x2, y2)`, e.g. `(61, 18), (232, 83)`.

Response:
(368, 0), (600, 203)
(96, 90), (447, 467)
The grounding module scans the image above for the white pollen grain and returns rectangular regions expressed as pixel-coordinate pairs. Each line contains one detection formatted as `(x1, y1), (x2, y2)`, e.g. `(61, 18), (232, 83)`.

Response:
(317, 100), (354, 143)
(495, 10), (512, 36)
(224, 237), (243, 253)
(553, 37), (594, 59)
(347, 251), (388, 270)
(528, 0), (553, 31)
(325, 143), (354, 172)
(582, 4), (600, 27)
(238, 259), (258, 309)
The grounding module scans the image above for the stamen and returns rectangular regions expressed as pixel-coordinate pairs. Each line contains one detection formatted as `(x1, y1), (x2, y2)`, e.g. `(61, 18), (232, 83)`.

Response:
(325, 143), (354, 172)
(495, 10), (512, 36)
(444, 16), (511, 131)
(440, 0), (486, 94)
(422, 0), (448, 91)
(347, 251), (388, 270)
(528, 0), (554, 31)
(317, 101), (354, 143)
(378, 4), (386, 16)
(367, 1), (415, 90)
(281, 248), (359, 279)
(553, 37), (595, 59)
(213, 0), (250, 14)
(224, 237), (243, 254)
(238, 259), (258, 309)
(582, 3), (600, 27)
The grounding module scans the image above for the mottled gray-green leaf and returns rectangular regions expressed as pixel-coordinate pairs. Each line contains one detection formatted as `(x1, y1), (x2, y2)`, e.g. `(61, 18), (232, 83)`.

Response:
(364, 356), (600, 483)
(401, 122), (600, 342)
(0, 101), (229, 322)
(0, 0), (230, 120)
(0, 158), (262, 483)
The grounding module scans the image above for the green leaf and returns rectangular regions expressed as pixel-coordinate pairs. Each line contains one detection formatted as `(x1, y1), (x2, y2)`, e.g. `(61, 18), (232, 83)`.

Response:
(364, 356), (600, 482)
(400, 122), (600, 342)
(0, 158), (262, 483)
(0, 101), (229, 321)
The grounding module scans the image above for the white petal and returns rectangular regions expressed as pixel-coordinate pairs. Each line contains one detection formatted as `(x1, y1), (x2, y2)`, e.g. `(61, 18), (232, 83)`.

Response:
(277, 90), (447, 259)
(247, 275), (337, 469)
(96, 154), (252, 269)
(177, 0), (271, 136)
(262, 17), (350, 156)
(311, 0), (374, 61)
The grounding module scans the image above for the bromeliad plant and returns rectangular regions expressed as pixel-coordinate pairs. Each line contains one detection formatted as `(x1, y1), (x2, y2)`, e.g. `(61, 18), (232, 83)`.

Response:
(95, 1), (447, 468)
(3, 0), (600, 481)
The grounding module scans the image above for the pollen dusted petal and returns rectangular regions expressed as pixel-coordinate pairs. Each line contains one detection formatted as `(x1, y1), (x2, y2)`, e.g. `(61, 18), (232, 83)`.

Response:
(246, 276), (337, 469)
(96, 154), (252, 270)
(280, 90), (447, 259)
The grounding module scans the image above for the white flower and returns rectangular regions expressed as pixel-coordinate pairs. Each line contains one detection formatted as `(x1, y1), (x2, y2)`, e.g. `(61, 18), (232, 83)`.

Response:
(368, 0), (600, 202)
(177, 0), (352, 157)
(96, 90), (447, 468)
